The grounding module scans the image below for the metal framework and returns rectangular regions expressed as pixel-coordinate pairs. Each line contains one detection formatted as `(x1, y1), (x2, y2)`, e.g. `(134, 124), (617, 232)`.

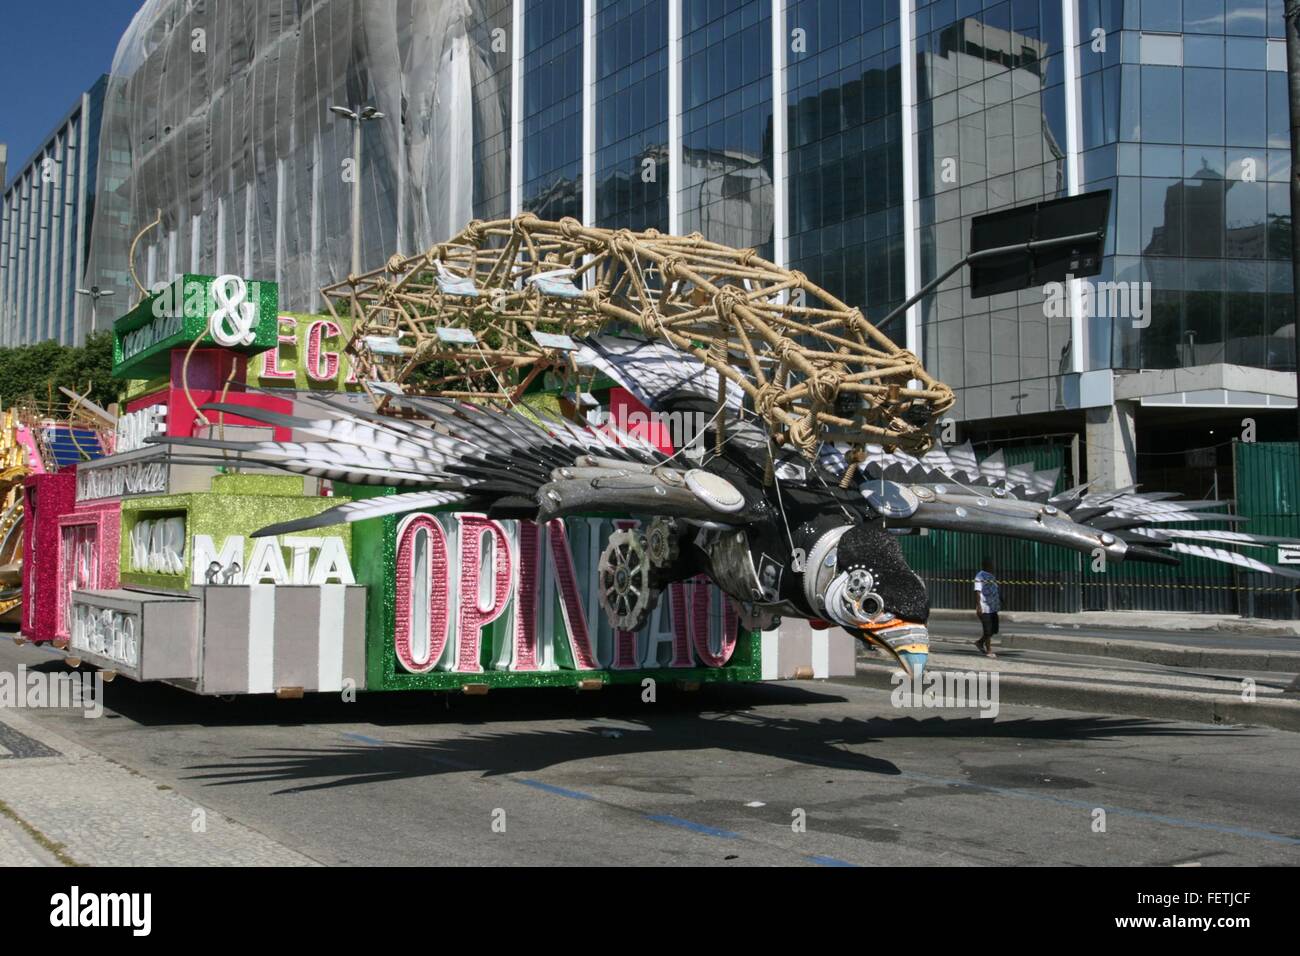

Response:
(322, 214), (954, 457)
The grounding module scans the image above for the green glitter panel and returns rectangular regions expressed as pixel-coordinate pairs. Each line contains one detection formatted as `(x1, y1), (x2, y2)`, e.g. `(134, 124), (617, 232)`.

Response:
(338, 483), (762, 692)
(112, 274), (280, 379)
(120, 477), (351, 590)
(247, 312), (363, 391)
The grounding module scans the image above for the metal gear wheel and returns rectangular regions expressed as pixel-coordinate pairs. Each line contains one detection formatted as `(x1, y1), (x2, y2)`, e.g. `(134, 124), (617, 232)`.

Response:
(597, 530), (657, 632)
(646, 517), (681, 569)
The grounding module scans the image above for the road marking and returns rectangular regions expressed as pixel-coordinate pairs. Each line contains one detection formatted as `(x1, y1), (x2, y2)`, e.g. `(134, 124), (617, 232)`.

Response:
(336, 730), (774, 851)
(643, 814), (739, 839)
(340, 732), (385, 746)
(808, 854), (858, 867)
(515, 778), (595, 800)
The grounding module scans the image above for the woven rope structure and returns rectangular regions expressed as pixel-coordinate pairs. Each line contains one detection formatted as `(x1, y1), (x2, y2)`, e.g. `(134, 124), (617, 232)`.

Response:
(322, 213), (954, 456)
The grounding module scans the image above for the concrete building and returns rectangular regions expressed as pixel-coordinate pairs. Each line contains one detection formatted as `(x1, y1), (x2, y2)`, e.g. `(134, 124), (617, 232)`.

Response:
(0, 76), (108, 346)
(83, 0), (1296, 499)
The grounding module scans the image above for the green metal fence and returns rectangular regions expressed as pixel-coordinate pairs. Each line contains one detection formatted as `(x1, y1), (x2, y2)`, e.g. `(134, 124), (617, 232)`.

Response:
(899, 441), (1300, 619)
(1235, 441), (1300, 619)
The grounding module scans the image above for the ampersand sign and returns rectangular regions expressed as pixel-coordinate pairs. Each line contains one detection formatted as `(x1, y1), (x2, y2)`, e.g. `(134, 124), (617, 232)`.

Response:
(209, 275), (258, 347)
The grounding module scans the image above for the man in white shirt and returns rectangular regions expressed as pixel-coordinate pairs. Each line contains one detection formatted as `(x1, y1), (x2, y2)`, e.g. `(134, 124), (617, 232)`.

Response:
(973, 557), (1000, 657)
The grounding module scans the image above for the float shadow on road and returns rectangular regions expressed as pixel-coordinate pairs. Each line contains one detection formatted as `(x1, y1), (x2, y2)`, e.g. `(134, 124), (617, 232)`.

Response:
(162, 690), (1249, 796)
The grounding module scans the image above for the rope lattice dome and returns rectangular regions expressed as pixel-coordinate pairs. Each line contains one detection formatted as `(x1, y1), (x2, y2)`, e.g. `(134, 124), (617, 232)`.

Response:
(322, 214), (954, 456)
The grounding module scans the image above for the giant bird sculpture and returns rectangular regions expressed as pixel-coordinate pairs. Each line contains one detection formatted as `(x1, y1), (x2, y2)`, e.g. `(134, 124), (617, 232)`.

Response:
(153, 217), (1300, 679)
(153, 332), (1300, 681)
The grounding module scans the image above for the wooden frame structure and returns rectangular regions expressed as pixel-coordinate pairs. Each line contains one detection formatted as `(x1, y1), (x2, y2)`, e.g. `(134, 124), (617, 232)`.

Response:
(321, 214), (954, 458)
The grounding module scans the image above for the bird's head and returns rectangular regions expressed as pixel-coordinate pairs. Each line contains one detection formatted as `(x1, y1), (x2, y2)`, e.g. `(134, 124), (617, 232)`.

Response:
(800, 522), (930, 678)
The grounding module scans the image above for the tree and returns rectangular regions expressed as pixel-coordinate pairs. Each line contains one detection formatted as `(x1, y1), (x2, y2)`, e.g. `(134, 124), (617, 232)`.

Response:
(0, 331), (118, 411)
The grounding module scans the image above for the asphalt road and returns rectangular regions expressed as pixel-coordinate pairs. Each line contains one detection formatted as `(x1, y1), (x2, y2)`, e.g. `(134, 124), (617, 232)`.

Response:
(3, 633), (1298, 866)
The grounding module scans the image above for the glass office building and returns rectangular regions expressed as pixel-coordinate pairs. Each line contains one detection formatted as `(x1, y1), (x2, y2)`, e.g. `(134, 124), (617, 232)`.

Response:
(71, 0), (1296, 489)
(0, 76), (108, 346)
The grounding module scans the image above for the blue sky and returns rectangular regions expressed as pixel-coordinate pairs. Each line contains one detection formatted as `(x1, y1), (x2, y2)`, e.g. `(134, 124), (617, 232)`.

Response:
(1, 1), (142, 185)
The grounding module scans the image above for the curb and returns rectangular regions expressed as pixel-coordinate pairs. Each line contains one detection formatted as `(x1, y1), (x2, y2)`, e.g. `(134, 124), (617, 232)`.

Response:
(853, 662), (1300, 733)
(926, 608), (1300, 638)
(994, 633), (1300, 673)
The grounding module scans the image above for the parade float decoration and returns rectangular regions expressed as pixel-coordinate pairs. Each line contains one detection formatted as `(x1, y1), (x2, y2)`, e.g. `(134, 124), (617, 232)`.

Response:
(155, 214), (1300, 688)
(20, 257), (852, 695)
(23, 206), (1300, 697)
(12, 389), (118, 638)
(0, 410), (33, 624)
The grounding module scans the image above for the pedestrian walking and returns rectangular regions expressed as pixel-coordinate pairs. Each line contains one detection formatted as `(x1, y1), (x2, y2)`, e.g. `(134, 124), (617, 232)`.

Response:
(974, 557), (1000, 657)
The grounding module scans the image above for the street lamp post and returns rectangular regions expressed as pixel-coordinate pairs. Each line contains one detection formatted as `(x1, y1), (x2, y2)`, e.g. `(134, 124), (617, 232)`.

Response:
(75, 286), (115, 335)
(329, 104), (384, 277)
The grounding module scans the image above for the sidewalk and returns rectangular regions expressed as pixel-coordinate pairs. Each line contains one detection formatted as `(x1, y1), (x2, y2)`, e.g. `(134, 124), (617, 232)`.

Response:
(854, 628), (1300, 733)
(927, 608), (1300, 637)
(991, 631), (1300, 672)
(0, 708), (318, 866)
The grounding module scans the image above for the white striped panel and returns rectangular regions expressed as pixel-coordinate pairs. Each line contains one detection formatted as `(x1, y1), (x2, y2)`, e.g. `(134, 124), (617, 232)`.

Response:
(247, 585), (276, 694)
(812, 629), (829, 679)
(317, 585), (346, 692)
(761, 627), (780, 681)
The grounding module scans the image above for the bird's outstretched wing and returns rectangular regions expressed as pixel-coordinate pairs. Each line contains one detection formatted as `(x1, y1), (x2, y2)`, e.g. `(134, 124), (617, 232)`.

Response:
(807, 440), (1300, 580)
(148, 394), (761, 535)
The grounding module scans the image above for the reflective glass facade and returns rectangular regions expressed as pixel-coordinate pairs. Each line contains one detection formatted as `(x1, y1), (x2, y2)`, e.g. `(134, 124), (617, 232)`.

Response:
(786, 0), (905, 337)
(1078, 0), (1294, 376)
(523, 0), (585, 220)
(679, 0), (775, 255)
(594, 0), (669, 230)
(471, 1), (516, 223)
(58, 0), (1294, 426)
(913, 0), (1070, 420)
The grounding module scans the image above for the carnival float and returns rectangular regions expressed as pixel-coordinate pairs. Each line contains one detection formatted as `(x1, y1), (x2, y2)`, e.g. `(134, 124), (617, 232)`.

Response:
(17, 204), (1300, 698)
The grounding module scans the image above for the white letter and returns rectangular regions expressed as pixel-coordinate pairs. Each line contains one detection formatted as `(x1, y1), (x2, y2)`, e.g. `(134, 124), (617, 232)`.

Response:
(309, 537), (355, 585)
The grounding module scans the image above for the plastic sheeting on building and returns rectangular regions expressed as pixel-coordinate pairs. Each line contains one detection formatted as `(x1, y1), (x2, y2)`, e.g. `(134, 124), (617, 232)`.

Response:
(84, 0), (512, 315)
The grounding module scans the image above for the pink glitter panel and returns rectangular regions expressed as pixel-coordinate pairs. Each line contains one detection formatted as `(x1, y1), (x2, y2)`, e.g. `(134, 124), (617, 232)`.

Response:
(170, 348), (246, 391)
(127, 387), (294, 441)
(15, 427), (45, 475)
(546, 520), (599, 670)
(512, 521), (540, 671)
(260, 316), (298, 379)
(667, 582), (697, 668)
(677, 576), (739, 668)
(55, 501), (122, 638)
(21, 472), (78, 642)
(393, 514), (450, 673)
(305, 320), (342, 382)
(455, 515), (513, 674)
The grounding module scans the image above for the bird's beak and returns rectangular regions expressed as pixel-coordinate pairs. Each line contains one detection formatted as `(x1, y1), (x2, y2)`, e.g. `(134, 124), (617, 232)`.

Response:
(857, 618), (929, 679)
